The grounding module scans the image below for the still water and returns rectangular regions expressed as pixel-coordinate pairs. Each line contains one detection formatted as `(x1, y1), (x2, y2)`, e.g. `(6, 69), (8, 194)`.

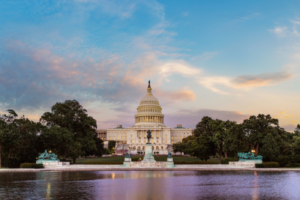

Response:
(0, 171), (299, 200)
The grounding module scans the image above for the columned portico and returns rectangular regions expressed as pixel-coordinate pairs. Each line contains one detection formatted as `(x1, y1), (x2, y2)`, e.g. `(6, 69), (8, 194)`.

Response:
(104, 81), (193, 155)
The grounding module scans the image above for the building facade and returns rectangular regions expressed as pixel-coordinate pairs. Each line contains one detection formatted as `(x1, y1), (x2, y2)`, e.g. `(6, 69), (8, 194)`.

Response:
(99, 81), (193, 154)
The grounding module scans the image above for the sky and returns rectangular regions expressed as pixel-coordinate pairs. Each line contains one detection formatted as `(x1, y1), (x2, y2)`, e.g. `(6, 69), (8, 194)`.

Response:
(0, 0), (299, 131)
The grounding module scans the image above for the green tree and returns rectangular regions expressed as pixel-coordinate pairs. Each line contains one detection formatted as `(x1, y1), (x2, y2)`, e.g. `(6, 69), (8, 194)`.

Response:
(40, 100), (98, 163)
(39, 126), (74, 159)
(291, 124), (300, 157)
(242, 114), (282, 156)
(0, 110), (41, 167)
(108, 141), (116, 152)
(173, 142), (185, 155)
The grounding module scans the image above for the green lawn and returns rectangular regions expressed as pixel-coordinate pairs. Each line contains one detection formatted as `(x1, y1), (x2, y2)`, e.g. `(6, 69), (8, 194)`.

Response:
(76, 155), (219, 164)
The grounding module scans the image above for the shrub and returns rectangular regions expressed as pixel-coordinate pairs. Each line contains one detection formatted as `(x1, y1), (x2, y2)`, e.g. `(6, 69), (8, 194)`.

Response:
(82, 161), (123, 165)
(221, 157), (238, 164)
(131, 157), (143, 161)
(273, 156), (290, 167)
(286, 163), (300, 168)
(255, 162), (280, 168)
(174, 161), (218, 164)
(20, 163), (44, 168)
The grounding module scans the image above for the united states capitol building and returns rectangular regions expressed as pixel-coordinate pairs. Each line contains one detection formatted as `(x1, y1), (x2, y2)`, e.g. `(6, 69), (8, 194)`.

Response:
(97, 81), (193, 154)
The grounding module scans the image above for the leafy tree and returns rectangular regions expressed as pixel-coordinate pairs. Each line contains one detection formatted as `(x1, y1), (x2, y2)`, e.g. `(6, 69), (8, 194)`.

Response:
(108, 141), (116, 152)
(226, 123), (249, 156)
(40, 100), (98, 163)
(242, 114), (282, 156)
(211, 119), (237, 162)
(195, 134), (213, 161)
(0, 110), (41, 167)
(291, 124), (300, 157)
(39, 126), (74, 159)
(173, 142), (185, 155)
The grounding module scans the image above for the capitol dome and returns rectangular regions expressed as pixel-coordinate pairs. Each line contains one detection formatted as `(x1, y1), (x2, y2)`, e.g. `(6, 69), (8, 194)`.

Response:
(134, 81), (164, 126)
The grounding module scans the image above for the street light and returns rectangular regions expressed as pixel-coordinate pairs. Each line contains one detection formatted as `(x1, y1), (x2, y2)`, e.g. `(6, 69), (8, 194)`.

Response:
(49, 150), (52, 154)
(251, 149), (255, 153)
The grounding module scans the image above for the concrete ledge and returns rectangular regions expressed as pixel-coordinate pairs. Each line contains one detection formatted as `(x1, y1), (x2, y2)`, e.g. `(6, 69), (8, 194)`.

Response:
(0, 165), (299, 172)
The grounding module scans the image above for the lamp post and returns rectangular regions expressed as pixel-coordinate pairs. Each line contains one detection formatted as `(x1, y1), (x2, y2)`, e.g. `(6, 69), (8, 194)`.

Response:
(251, 149), (255, 153)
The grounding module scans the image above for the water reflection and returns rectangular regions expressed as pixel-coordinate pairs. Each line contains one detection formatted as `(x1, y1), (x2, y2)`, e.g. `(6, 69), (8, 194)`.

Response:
(0, 171), (299, 200)
(252, 171), (259, 200)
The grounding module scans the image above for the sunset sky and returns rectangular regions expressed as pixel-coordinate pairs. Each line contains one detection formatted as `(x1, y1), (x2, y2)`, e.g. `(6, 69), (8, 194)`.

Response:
(0, 0), (299, 131)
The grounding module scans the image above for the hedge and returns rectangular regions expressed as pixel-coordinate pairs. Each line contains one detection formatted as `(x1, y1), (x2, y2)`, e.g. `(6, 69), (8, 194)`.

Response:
(255, 162), (280, 168)
(174, 161), (219, 164)
(131, 157), (143, 161)
(273, 156), (300, 167)
(83, 161), (123, 165)
(20, 163), (44, 168)
(286, 163), (300, 168)
(221, 157), (239, 164)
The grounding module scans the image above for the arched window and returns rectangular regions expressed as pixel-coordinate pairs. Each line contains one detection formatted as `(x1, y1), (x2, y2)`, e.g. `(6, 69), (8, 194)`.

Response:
(161, 146), (163, 150)
(143, 146), (145, 150)
(156, 146), (159, 150)
(138, 146), (141, 150)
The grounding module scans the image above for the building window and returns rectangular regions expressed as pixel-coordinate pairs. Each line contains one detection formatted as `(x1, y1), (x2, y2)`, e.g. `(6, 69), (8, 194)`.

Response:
(144, 140), (146, 143)
(122, 136), (123, 140)
(109, 136), (111, 139)
(131, 135), (132, 138)
(157, 140), (159, 143)
(165, 135), (167, 138)
(179, 136), (181, 139)
(175, 137), (177, 140)
(117, 136), (119, 139)
(113, 137), (115, 140)
(125, 136), (127, 139)
(172, 137), (173, 140)
(139, 140), (141, 143)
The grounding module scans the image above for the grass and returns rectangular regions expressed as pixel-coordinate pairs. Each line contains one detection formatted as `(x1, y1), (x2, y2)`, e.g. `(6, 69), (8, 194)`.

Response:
(76, 155), (219, 164)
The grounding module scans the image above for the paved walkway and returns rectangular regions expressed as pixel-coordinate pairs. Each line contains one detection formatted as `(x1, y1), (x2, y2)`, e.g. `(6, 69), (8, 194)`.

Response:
(0, 165), (300, 172)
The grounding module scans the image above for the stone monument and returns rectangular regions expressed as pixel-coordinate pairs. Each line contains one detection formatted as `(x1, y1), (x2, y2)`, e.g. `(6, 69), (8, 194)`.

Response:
(166, 152), (175, 167)
(142, 129), (156, 162)
(238, 152), (263, 164)
(36, 150), (69, 168)
(123, 152), (132, 167)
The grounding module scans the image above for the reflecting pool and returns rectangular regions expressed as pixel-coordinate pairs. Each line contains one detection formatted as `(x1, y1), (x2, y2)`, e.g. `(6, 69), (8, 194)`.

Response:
(0, 171), (299, 199)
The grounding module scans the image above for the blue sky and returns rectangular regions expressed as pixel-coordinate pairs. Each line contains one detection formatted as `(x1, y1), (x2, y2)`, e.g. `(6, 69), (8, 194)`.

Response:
(0, 0), (299, 131)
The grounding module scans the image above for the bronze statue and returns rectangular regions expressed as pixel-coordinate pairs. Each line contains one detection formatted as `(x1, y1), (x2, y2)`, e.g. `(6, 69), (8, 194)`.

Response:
(147, 129), (152, 143)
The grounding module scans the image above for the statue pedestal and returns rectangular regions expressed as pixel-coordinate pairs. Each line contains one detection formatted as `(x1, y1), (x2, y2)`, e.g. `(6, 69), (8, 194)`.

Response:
(123, 157), (132, 167)
(142, 143), (156, 162)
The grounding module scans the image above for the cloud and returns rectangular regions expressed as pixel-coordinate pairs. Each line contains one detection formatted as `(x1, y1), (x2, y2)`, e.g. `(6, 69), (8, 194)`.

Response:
(191, 52), (219, 61)
(282, 124), (298, 132)
(181, 12), (189, 17)
(269, 26), (287, 36)
(199, 71), (295, 95)
(232, 71), (294, 87)
(164, 109), (250, 128)
(235, 12), (260, 22)
(0, 41), (198, 111)
(96, 108), (250, 129)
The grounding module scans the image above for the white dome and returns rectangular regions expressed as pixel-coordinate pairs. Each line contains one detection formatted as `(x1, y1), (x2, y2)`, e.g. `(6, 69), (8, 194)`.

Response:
(134, 81), (164, 126)
(139, 90), (160, 105)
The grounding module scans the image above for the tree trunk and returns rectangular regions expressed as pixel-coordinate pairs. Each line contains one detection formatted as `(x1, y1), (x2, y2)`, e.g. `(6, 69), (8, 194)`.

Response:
(224, 152), (228, 159)
(219, 151), (222, 163)
(255, 144), (259, 156)
(73, 158), (76, 164)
